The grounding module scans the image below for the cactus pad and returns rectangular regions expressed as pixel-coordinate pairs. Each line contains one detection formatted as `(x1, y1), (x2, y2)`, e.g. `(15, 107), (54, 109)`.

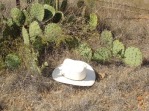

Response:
(44, 4), (55, 21)
(112, 40), (125, 57)
(89, 13), (98, 30)
(10, 8), (25, 26)
(29, 21), (42, 43)
(22, 26), (30, 45)
(44, 23), (62, 42)
(100, 30), (113, 48)
(52, 11), (64, 23)
(93, 47), (112, 62)
(30, 3), (44, 21)
(5, 53), (21, 69)
(123, 47), (143, 67)
(78, 43), (92, 61)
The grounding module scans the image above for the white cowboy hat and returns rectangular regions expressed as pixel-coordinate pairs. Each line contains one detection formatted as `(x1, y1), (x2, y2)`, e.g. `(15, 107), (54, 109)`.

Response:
(52, 58), (96, 86)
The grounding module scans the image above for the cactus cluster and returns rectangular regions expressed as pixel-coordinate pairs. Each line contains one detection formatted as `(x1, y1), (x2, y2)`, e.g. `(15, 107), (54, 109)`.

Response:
(123, 47), (143, 67)
(100, 30), (113, 48)
(93, 47), (112, 62)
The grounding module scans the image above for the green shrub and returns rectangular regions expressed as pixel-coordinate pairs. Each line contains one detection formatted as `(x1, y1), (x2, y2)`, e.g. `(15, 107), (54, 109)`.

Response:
(123, 47), (143, 67)
(93, 47), (112, 62)
(5, 54), (21, 69)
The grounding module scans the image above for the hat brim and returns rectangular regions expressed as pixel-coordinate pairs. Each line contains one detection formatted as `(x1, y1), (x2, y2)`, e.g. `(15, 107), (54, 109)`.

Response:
(52, 61), (96, 86)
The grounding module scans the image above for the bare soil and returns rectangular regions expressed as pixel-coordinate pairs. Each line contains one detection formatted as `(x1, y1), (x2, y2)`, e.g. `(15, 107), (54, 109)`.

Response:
(0, 0), (149, 111)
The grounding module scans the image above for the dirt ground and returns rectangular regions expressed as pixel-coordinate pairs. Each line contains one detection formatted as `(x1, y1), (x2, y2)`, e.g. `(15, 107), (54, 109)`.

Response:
(0, 0), (149, 111)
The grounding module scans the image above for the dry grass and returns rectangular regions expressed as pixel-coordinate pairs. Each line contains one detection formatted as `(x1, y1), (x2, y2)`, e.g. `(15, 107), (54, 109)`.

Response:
(0, 0), (149, 111)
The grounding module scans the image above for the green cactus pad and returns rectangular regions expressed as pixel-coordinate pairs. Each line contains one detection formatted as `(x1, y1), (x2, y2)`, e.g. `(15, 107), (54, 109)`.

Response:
(100, 30), (113, 48)
(6, 18), (14, 27)
(30, 3), (44, 21)
(60, 0), (68, 11)
(93, 47), (112, 62)
(22, 26), (30, 45)
(5, 54), (21, 69)
(10, 8), (25, 26)
(43, 4), (55, 21)
(112, 40), (125, 57)
(29, 21), (42, 43)
(52, 11), (64, 23)
(78, 43), (92, 61)
(44, 23), (62, 42)
(23, 9), (31, 25)
(89, 13), (98, 30)
(123, 47), (143, 67)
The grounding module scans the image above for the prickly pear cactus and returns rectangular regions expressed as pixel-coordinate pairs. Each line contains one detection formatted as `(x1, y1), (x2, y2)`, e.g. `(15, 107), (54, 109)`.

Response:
(44, 23), (62, 42)
(112, 40), (125, 57)
(89, 13), (98, 30)
(5, 53), (21, 69)
(23, 9), (31, 26)
(29, 21), (42, 43)
(22, 26), (30, 46)
(10, 8), (25, 26)
(78, 43), (92, 61)
(30, 3), (44, 21)
(44, 4), (55, 21)
(52, 11), (64, 23)
(123, 47), (143, 67)
(100, 30), (113, 48)
(60, 0), (68, 11)
(93, 47), (112, 62)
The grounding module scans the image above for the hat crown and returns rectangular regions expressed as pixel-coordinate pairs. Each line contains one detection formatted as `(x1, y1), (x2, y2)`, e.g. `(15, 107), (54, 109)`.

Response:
(61, 59), (86, 80)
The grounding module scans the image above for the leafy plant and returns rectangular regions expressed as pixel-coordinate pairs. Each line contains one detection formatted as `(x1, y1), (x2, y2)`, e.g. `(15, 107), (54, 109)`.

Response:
(123, 47), (143, 67)
(5, 53), (21, 69)
(112, 40), (125, 57)
(93, 47), (112, 62)
(100, 30), (113, 48)
(77, 43), (92, 61)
